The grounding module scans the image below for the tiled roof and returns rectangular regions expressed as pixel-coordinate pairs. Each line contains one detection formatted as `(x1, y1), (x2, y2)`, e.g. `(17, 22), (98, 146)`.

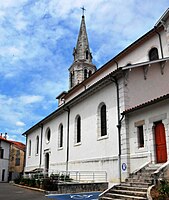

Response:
(122, 94), (169, 115)
(0, 136), (25, 150)
(0, 136), (11, 143)
(10, 141), (26, 151)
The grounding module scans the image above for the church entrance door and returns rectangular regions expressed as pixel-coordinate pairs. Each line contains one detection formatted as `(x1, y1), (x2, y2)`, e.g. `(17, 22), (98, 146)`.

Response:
(154, 122), (167, 163)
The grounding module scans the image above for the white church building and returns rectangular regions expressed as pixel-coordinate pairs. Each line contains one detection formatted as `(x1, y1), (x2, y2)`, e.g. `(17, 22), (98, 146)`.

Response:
(23, 8), (169, 185)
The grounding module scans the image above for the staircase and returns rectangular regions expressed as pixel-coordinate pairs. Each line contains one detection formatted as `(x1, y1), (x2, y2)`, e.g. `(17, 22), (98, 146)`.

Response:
(99, 163), (162, 200)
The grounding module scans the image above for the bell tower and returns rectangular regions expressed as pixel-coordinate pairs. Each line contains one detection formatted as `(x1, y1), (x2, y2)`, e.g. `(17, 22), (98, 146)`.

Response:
(69, 9), (96, 89)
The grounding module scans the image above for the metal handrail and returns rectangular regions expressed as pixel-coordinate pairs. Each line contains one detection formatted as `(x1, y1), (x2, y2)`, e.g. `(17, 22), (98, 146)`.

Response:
(24, 170), (107, 183)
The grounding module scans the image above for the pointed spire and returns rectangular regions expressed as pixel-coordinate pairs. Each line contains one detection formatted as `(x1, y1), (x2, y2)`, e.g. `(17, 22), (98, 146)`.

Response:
(73, 13), (92, 63)
(69, 9), (96, 89)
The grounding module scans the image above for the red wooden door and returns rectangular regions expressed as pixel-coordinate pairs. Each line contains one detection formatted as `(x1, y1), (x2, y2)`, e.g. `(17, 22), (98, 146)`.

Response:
(155, 123), (167, 163)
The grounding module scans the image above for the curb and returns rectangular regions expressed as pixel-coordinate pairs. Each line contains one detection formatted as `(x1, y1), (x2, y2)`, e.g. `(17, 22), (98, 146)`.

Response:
(13, 183), (45, 193)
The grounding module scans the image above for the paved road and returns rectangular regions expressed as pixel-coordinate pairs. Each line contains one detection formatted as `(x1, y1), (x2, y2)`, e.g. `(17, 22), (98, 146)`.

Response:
(0, 183), (53, 200)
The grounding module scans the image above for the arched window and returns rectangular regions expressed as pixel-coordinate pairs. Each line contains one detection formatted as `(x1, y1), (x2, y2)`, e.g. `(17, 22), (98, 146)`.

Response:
(70, 72), (74, 88)
(100, 104), (107, 136)
(86, 50), (89, 59)
(28, 140), (31, 156)
(36, 136), (39, 154)
(84, 69), (88, 79)
(88, 70), (92, 77)
(149, 48), (159, 61)
(58, 124), (63, 148)
(46, 128), (51, 143)
(97, 103), (107, 138)
(75, 115), (81, 143)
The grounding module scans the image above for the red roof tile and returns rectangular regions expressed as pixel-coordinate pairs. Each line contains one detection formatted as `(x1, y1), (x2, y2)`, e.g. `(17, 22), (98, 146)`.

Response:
(9, 141), (26, 151)
(0, 136), (11, 143)
(0, 136), (25, 150)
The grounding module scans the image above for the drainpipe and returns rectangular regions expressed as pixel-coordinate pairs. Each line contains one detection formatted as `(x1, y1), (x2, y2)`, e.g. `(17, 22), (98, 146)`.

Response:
(39, 123), (43, 169)
(64, 106), (70, 172)
(110, 74), (122, 183)
(23, 134), (27, 174)
(154, 26), (164, 58)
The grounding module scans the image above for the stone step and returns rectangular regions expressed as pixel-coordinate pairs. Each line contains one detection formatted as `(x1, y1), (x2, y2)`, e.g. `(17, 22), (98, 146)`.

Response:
(148, 163), (162, 168)
(135, 171), (154, 176)
(113, 185), (147, 192)
(99, 163), (160, 200)
(109, 189), (147, 198)
(144, 166), (160, 171)
(99, 197), (112, 200)
(100, 197), (121, 200)
(125, 178), (152, 184)
(128, 177), (153, 182)
(122, 181), (151, 187)
(104, 192), (147, 200)
(128, 175), (150, 180)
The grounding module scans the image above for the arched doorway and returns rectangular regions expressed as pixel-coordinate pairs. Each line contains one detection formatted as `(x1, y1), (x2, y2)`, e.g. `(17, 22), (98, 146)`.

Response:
(45, 153), (49, 176)
(154, 122), (167, 163)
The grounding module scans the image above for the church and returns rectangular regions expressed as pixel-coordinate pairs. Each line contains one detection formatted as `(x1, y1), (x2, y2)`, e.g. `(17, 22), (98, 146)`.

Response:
(23, 8), (169, 185)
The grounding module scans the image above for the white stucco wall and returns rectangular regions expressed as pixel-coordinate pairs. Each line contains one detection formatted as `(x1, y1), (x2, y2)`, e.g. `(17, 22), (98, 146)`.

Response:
(68, 83), (119, 183)
(42, 112), (68, 172)
(25, 112), (68, 172)
(25, 82), (120, 184)
(0, 140), (10, 182)
(124, 61), (169, 109)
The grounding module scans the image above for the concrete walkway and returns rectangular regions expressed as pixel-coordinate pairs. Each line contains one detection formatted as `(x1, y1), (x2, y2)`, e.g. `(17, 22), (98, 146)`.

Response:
(0, 183), (54, 200)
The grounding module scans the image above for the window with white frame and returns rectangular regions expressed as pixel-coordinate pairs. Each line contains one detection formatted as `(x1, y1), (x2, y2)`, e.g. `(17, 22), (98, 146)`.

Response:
(58, 123), (63, 148)
(137, 125), (144, 148)
(36, 136), (39, 154)
(28, 140), (31, 156)
(97, 102), (108, 138)
(135, 120), (145, 149)
(75, 115), (81, 144)
(46, 128), (51, 143)
(149, 47), (159, 61)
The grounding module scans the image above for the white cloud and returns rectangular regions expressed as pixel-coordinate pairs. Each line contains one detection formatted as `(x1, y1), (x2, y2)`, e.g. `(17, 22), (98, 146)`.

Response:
(0, 0), (28, 9)
(16, 121), (25, 127)
(19, 95), (44, 105)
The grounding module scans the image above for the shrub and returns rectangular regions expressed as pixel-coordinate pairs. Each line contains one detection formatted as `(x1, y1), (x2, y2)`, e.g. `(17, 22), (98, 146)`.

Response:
(158, 179), (169, 199)
(22, 178), (30, 186)
(50, 173), (59, 180)
(58, 174), (72, 182)
(14, 175), (22, 184)
(29, 178), (36, 187)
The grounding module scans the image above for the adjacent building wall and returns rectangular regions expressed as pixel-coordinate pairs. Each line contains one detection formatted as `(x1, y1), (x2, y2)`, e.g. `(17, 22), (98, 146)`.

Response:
(0, 140), (10, 182)
(9, 144), (25, 180)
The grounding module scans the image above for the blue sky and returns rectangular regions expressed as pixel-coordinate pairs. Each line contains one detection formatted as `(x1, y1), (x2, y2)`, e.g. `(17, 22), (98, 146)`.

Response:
(0, 0), (169, 143)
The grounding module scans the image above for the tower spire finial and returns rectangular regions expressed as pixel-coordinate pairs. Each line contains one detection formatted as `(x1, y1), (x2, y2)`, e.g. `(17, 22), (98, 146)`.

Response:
(81, 6), (86, 16)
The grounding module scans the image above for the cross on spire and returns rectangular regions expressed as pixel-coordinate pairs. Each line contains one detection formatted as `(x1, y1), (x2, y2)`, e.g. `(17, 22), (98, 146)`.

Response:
(81, 6), (86, 16)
